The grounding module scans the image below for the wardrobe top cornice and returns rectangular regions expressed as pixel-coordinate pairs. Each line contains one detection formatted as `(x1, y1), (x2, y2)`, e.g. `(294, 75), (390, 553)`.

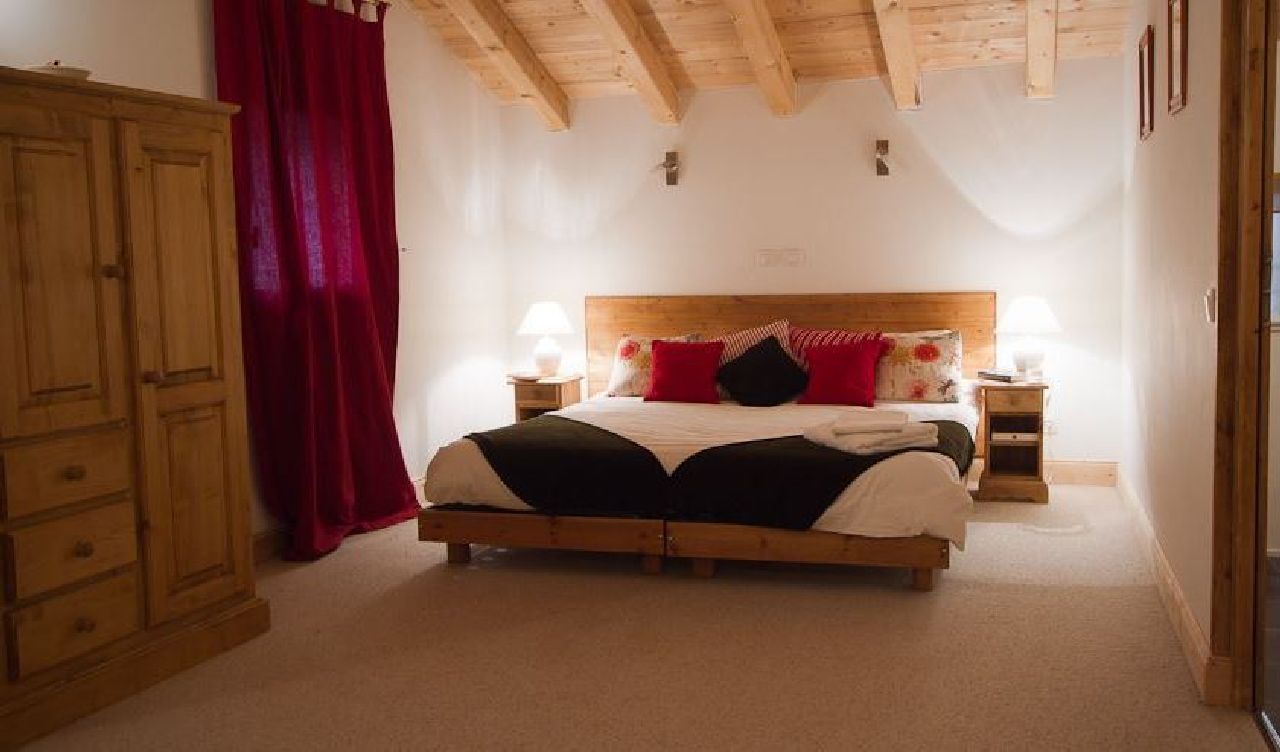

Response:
(0, 65), (238, 116)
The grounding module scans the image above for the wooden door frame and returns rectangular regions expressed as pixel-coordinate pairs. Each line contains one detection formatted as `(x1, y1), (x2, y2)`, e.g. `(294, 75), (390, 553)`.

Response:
(1217, 0), (1275, 709)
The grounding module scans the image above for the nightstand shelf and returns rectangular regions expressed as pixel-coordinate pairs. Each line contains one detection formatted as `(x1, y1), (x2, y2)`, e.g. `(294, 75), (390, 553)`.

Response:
(510, 375), (582, 421)
(977, 382), (1049, 503)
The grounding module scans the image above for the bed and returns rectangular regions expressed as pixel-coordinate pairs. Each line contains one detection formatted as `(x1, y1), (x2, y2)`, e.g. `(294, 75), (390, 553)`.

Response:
(418, 292), (995, 590)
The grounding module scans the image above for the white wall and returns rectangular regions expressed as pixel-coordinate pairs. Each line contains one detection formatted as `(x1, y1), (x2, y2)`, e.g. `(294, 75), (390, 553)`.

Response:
(384, 3), (512, 482)
(0, 0), (213, 98)
(499, 59), (1125, 461)
(1120, 0), (1222, 633)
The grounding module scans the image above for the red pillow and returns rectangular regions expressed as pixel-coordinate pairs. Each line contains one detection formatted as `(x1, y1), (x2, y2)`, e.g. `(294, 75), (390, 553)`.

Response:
(789, 325), (884, 370)
(797, 341), (889, 407)
(645, 340), (725, 403)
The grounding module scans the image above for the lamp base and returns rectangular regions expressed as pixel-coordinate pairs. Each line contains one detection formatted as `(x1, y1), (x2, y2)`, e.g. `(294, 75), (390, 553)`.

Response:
(533, 336), (562, 378)
(1012, 343), (1046, 381)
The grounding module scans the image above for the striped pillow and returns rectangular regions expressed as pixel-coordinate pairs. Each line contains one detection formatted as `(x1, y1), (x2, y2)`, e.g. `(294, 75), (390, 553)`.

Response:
(715, 320), (796, 365)
(789, 325), (884, 369)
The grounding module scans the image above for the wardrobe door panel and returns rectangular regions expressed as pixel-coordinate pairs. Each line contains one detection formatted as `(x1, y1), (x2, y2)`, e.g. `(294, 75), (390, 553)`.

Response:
(0, 108), (128, 438)
(121, 120), (252, 625)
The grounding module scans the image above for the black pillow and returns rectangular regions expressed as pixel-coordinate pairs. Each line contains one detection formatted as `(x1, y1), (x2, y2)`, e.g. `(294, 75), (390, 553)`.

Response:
(716, 336), (808, 407)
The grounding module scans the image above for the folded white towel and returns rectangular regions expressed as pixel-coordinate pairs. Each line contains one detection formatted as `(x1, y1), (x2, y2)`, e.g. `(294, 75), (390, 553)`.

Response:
(830, 408), (910, 436)
(804, 420), (938, 455)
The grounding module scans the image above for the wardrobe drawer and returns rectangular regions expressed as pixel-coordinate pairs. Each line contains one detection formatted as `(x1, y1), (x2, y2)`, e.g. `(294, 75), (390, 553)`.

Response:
(984, 389), (1042, 415)
(5, 501), (138, 601)
(1, 430), (132, 519)
(5, 571), (140, 680)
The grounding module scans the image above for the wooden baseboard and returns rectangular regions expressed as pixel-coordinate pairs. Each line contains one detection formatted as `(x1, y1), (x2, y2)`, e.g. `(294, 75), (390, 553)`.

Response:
(0, 597), (270, 749)
(253, 529), (288, 564)
(967, 460), (1117, 487)
(1117, 473), (1231, 705)
(1044, 461), (1118, 486)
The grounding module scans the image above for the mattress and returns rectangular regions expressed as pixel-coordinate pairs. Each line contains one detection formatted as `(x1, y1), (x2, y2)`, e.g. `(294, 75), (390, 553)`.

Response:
(422, 397), (976, 547)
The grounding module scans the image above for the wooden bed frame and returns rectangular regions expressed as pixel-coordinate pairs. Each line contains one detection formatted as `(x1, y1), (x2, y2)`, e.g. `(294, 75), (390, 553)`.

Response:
(419, 292), (995, 591)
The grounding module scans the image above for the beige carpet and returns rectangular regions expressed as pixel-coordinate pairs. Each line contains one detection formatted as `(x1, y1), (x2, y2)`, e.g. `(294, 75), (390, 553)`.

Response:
(32, 487), (1265, 751)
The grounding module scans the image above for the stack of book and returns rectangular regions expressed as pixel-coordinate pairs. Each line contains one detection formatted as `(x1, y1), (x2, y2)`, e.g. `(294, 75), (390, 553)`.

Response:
(977, 369), (1020, 383)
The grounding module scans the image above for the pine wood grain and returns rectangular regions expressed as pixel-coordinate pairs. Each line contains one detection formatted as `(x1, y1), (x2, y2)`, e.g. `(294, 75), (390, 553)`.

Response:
(584, 292), (996, 396)
(1025, 0), (1058, 97)
(872, 0), (921, 108)
(411, 0), (1129, 122)
(420, 509), (666, 555)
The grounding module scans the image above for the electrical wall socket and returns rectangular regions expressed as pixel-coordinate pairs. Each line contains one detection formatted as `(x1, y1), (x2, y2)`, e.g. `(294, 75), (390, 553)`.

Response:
(756, 249), (806, 268)
(1043, 419), (1058, 436)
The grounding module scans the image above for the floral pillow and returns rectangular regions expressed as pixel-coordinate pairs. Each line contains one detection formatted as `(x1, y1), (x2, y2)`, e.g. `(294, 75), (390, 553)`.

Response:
(605, 334), (700, 397)
(875, 330), (963, 403)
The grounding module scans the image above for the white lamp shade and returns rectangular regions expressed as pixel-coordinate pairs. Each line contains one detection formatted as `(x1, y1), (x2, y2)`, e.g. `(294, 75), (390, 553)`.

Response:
(997, 296), (1062, 336)
(517, 301), (572, 336)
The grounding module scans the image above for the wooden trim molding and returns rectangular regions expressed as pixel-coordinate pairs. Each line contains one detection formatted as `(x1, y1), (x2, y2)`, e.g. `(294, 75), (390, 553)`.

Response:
(967, 459), (1117, 487)
(252, 529), (288, 564)
(1119, 474), (1233, 704)
(1214, 0), (1273, 710)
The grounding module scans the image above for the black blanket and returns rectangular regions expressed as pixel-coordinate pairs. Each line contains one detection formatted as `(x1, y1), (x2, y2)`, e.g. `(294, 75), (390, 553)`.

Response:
(669, 421), (974, 530)
(466, 416), (973, 528)
(466, 415), (669, 517)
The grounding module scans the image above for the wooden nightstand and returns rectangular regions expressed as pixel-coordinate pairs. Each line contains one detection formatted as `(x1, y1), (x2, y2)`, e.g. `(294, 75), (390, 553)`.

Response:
(976, 382), (1049, 503)
(510, 375), (582, 421)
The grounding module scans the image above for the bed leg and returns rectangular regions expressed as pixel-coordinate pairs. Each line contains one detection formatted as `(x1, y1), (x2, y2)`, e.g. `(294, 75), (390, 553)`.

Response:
(641, 554), (663, 575)
(910, 567), (935, 592)
(691, 558), (716, 578)
(446, 543), (472, 564)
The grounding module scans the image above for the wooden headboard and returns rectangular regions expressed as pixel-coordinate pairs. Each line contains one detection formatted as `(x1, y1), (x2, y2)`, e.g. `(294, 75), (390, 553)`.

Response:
(584, 292), (997, 395)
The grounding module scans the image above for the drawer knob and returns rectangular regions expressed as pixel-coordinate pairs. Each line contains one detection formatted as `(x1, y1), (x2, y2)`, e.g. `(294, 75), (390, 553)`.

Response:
(74, 617), (97, 634)
(62, 464), (88, 481)
(141, 371), (163, 384)
(72, 540), (96, 558)
(101, 264), (125, 279)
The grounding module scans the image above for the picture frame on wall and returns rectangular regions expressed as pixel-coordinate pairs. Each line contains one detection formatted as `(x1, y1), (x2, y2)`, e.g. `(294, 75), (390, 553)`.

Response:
(1139, 25), (1155, 140)
(1168, 0), (1188, 113)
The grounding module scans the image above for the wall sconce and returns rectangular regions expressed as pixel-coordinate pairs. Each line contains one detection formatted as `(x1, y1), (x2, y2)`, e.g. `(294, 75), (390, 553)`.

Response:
(659, 151), (680, 186)
(875, 140), (890, 176)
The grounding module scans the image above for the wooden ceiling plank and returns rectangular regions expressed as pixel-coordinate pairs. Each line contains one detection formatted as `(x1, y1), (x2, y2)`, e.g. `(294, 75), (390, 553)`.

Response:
(723, 0), (798, 115)
(439, 0), (571, 130)
(579, 0), (683, 122)
(872, 0), (922, 109)
(1026, 0), (1058, 97)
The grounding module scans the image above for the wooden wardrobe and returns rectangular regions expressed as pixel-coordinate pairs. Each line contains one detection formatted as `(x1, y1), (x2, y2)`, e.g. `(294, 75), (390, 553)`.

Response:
(0, 67), (268, 747)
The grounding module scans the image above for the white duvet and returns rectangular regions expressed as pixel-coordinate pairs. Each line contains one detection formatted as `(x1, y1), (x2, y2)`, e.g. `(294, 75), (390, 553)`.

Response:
(422, 397), (976, 547)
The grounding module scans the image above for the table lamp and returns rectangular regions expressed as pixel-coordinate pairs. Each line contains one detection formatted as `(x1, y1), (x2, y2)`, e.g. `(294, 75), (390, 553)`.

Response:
(996, 296), (1062, 380)
(517, 301), (573, 377)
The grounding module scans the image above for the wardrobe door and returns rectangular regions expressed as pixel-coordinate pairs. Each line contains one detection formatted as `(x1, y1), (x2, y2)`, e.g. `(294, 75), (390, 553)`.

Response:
(0, 105), (128, 438)
(120, 120), (253, 624)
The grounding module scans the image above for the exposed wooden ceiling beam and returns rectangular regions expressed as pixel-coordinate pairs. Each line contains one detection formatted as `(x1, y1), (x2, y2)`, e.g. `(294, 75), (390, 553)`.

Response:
(872, 0), (921, 109)
(579, 0), (682, 123)
(722, 0), (796, 116)
(440, 0), (570, 130)
(1026, 0), (1058, 98)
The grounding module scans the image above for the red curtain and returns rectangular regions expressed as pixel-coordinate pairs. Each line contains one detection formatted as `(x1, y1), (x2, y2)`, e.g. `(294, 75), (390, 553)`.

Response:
(213, 0), (418, 558)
